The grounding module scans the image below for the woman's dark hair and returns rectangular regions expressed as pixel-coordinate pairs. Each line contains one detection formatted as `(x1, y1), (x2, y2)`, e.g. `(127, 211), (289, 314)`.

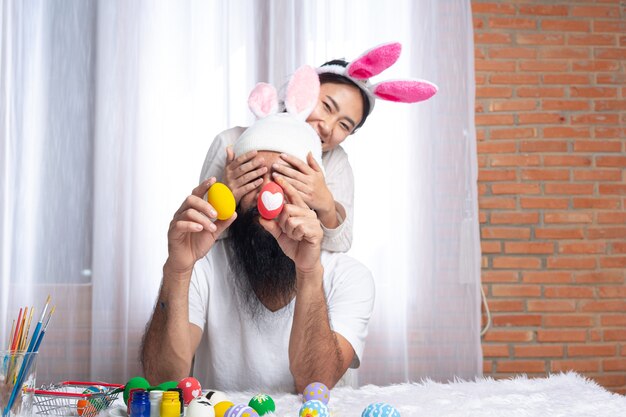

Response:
(319, 59), (371, 132)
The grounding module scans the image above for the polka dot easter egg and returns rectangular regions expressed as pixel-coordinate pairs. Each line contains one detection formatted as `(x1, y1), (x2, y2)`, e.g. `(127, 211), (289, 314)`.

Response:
(187, 396), (215, 417)
(207, 182), (236, 220)
(248, 393), (275, 416)
(361, 402), (401, 417)
(176, 377), (202, 405)
(257, 181), (284, 220)
(299, 400), (329, 417)
(224, 404), (259, 417)
(303, 382), (330, 405)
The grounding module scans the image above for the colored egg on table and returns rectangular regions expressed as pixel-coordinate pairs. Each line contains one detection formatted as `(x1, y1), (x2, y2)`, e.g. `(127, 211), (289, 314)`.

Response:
(77, 386), (102, 416)
(207, 182), (236, 220)
(248, 393), (275, 415)
(302, 382), (330, 405)
(213, 401), (235, 417)
(177, 377), (202, 405)
(124, 377), (150, 404)
(361, 402), (401, 417)
(187, 396), (215, 417)
(257, 181), (284, 220)
(299, 400), (329, 417)
(224, 404), (259, 417)
(205, 390), (229, 406)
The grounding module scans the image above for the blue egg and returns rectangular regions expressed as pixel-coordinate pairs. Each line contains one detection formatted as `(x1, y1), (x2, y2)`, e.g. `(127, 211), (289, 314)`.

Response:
(299, 400), (329, 417)
(361, 402), (401, 417)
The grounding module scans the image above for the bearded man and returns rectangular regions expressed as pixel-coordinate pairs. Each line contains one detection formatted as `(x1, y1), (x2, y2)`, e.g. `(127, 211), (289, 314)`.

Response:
(141, 115), (374, 393)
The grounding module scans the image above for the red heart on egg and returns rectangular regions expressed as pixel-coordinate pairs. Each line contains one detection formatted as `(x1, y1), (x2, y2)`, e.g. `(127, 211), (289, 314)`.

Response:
(257, 181), (284, 219)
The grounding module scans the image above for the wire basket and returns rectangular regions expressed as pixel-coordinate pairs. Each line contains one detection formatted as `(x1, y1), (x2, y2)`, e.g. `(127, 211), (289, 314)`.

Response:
(34, 381), (123, 417)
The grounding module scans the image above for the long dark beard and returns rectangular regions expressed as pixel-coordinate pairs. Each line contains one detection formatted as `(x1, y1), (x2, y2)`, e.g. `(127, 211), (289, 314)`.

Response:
(227, 205), (296, 318)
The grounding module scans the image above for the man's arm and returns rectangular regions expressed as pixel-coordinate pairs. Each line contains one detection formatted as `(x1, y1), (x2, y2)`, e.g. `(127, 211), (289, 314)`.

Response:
(140, 178), (236, 384)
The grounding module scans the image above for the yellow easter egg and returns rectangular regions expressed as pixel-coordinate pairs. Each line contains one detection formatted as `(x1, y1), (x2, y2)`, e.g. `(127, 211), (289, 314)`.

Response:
(214, 401), (235, 417)
(207, 183), (236, 220)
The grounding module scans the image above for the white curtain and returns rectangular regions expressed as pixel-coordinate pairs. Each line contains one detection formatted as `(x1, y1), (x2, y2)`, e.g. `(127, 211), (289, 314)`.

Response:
(1, 0), (480, 386)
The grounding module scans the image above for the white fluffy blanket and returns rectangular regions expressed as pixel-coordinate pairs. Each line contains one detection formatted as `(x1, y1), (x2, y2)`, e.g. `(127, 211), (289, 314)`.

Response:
(225, 372), (626, 417)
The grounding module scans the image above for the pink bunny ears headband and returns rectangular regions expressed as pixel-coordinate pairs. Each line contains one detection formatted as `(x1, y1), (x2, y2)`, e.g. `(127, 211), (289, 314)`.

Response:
(317, 42), (438, 114)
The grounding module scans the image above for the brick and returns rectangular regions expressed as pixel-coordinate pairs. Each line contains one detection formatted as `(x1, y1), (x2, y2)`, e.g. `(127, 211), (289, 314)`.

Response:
(574, 140), (622, 152)
(592, 375), (626, 388)
(489, 47), (537, 59)
(519, 5), (568, 16)
(489, 17), (537, 30)
(528, 300), (576, 312)
(597, 156), (626, 167)
(473, 17), (484, 29)
(571, 87), (618, 98)
(535, 228), (584, 240)
(558, 242), (606, 254)
(520, 141), (568, 152)
(483, 330), (534, 342)
(573, 60), (620, 71)
(520, 61), (568, 72)
(572, 113), (620, 124)
(471, 3), (515, 15)
(598, 212), (626, 224)
(522, 271), (572, 284)
(596, 73), (626, 85)
(595, 100), (626, 111)
(604, 330), (626, 341)
(518, 113), (565, 124)
(543, 74), (591, 85)
(476, 74), (486, 85)
(504, 242), (554, 254)
(475, 33), (512, 44)
(575, 271), (623, 283)
(517, 34), (566, 47)
(490, 100), (537, 111)
(544, 183), (594, 195)
(568, 34), (616, 46)
(538, 48), (590, 60)
(493, 314), (542, 326)
(475, 60), (516, 72)
(482, 227), (530, 239)
(482, 241), (502, 254)
(600, 315), (626, 326)
(601, 256), (626, 268)
(521, 169), (569, 181)
(544, 315), (594, 327)
(573, 198), (620, 209)
(476, 114), (515, 125)
(514, 345), (564, 358)
(488, 300), (525, 312)
(479, 169), (517, 181)
(477, 141), (517, 153)
(479, 197), (517, 209)
(581, 301), (626, 312)
(520, 198), (569, 209)
(573, 170), (622, 181)
(537, 329), (586, 342)
(612, 243), (626, 254)
(599, 184), (626, 195)
(548, 257), (596, 269)
(571, 5), (620, 18)
(593, 20), (626, 33)
(492, 285), (542, 297)
(603, 359), (626, 372)
(491, 212), (539, 224)
(599, 287), (626, 298)
(483, 360), (492, 373)
(490, 127), (536, 139)
(481, 271), (519, 283)
(491, 74), (541, 85)
(483, 344), (510, 358)
(476, 87), (513, 98)
(544, 212), (593, 223)
(542, 100), (590, 111)
(543, 127), (589, 138)
(492, 183), (541, 195)
(588, 228), (626, 239)
(542, 20), (590, 32)
(475, 47), (485, 60)
(490, 155), (541, 167)
(569, 344), (616, 357)
(551, 360), (600, 372)
(544, 286), (595, 298)
(517, 86), (565, 98)
(497, 360), (546, 373)
(493, 256), (541, 269)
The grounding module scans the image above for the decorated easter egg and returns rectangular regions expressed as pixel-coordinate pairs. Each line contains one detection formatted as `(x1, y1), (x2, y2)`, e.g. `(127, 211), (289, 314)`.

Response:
(207, 182), (236, 220)
(224, 404), (259, 417)
(299, 400), (329, 417)
(205, 390), (229, 406)
(257, 181), (284, 220)
(177, 377), (202, 405)
(187, 396), (215, 417)
(248, 393), (275, 415)
(213, 401), (235, 417)
(154, 381), (179, 392)
(77, 386), (102, 416)
(302, 382), (330, 405)
(361, 402), (401, 417)
(124, 377), (150, 405)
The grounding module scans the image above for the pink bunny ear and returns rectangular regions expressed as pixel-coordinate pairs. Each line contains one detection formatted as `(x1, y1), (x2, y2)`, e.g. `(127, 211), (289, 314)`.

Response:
(371, 79), (438, 103)
(248, 82), (279, 119)
(347, 42), (402, 80)
(285, 65), (320, 120)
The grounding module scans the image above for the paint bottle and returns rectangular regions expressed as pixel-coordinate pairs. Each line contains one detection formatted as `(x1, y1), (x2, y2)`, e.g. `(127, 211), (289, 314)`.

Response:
(130, 391), (150, 417)
(160, 391), (181, 417)
(149, 390), (164, 417)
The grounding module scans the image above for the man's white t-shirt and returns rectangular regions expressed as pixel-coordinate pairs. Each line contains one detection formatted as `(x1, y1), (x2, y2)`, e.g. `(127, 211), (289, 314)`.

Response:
(188, 239), (375, 393)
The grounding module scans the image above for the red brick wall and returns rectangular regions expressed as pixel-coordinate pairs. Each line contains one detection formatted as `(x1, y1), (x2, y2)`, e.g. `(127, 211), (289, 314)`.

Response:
(472, 0), (626, 394)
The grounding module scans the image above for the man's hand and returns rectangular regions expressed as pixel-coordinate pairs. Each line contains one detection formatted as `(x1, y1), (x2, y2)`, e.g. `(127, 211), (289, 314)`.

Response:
(166, 178), (237, 275)
(224, 148), (267, 204)
(259, 176), (323, 273)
